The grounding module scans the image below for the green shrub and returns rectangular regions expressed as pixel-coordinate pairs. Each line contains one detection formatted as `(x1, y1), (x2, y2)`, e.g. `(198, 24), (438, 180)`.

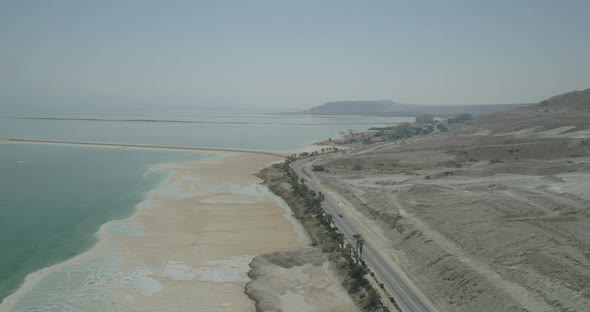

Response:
(312, 165), (326, 172)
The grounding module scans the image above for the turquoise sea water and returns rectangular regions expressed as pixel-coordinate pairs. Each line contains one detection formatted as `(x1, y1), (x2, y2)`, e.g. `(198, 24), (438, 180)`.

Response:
(0, 143), (209, 303)
(0, 112), (410, 305)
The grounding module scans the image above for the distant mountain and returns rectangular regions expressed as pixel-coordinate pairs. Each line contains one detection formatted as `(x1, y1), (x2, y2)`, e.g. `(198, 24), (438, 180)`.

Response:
(306, 101), (412, 115)
(304, 100), (528, 116)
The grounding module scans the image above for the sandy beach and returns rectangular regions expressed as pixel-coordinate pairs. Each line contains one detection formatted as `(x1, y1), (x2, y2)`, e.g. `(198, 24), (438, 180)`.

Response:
(1, 152), (307, 311)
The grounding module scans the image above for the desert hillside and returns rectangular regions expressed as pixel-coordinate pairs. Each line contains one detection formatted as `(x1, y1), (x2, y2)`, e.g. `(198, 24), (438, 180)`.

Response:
(302, 89), (590, 311)
(473, 88), (590, 134)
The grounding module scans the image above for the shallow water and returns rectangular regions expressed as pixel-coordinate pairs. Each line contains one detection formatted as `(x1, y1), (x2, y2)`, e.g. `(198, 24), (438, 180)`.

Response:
(0, 111), (405, 305)
(0, 143), (209, 303)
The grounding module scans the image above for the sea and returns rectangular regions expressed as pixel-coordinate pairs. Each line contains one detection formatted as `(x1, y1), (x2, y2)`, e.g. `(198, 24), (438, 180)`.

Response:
(0, 111), (412, 309)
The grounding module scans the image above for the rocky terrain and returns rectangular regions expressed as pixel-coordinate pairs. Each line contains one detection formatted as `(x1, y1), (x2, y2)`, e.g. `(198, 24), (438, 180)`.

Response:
(245, 249), (359, 312)
(306, 89), (590, 311)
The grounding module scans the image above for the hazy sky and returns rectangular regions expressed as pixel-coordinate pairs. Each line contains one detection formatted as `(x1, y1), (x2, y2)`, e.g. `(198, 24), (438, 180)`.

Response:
(1, 0), (589, 112)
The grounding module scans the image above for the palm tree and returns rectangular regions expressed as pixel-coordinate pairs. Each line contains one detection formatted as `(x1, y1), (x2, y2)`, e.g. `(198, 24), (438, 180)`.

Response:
(358, 238), (364, 260)
(324, 213), (333, 228)
(318, 192), (325, 201)
(309, 190), (317, 199)
(352, 234), (364, 265)
(331, 232), (345, 251)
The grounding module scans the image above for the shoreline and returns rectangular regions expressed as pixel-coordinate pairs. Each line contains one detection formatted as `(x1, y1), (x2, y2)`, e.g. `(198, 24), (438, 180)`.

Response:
(1, 151), (308, 311)
(0, 156), (192, 311)
(1, 138), (287, 158)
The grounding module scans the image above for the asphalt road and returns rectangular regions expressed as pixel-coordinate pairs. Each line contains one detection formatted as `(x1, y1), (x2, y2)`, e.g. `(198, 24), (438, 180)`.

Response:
(291, 156), (437, 312)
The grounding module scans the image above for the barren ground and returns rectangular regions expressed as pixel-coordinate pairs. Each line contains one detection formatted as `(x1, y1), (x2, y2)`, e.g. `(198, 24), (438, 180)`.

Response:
(246, 248), (359, 312)
(306, 91), (590, 311)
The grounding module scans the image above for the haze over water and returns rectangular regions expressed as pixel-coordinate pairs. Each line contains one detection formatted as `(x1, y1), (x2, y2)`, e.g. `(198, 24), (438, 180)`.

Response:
(0, 112), (410, 151)
(1, 1), (588, 311)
